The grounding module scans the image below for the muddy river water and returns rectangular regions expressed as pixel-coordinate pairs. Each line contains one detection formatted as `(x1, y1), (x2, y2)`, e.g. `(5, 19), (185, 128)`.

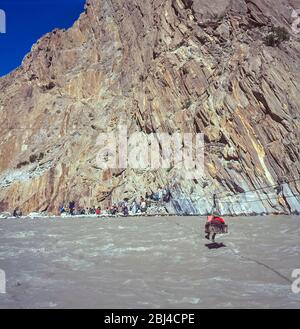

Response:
(0, 215), (299, 308)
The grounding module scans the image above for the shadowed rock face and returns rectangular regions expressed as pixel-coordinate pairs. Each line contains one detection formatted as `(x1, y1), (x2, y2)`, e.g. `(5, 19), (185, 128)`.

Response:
(0, 0), (300, 215)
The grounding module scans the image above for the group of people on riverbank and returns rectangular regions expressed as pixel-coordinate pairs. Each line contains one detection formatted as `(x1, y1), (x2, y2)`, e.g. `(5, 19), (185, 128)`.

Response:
(59, 188), (172, 217)
(9, 187), (227, 243)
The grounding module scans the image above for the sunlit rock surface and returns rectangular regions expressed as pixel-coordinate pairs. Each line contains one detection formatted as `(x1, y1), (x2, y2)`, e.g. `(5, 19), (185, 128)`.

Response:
(0, 0), (300, 215)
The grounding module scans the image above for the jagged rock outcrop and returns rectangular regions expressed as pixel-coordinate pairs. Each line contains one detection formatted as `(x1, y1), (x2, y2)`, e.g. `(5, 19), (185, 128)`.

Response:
(0, 0), (300, 215)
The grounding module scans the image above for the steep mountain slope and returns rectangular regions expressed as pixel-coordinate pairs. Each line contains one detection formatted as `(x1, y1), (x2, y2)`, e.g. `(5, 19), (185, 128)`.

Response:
(0, 0), (300, 215)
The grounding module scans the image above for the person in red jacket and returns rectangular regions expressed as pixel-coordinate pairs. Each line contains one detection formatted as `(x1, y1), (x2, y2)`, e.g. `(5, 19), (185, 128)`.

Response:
(205, 215), (227, 242)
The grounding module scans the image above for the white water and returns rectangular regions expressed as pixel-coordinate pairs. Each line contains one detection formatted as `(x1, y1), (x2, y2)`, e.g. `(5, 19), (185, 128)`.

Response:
(0, 215), (299, 308)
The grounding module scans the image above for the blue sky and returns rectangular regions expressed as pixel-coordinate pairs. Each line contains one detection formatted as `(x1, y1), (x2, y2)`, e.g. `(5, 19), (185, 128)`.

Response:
(0, 0), (85, 77)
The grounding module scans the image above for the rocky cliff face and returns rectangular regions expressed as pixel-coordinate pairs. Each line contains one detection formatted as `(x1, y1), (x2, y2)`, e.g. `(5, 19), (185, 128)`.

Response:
(1, 0), (300, 215)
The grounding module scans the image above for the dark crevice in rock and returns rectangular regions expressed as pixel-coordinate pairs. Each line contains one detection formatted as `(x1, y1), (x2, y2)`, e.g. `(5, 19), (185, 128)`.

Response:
(252, 90), (283, 123)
